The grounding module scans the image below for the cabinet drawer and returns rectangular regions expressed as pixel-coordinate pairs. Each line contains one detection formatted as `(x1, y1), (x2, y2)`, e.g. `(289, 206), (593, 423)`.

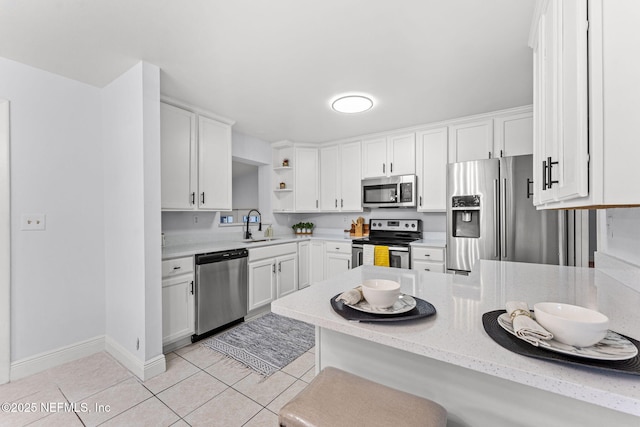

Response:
(162, 256), (194, 278)
(412, 260), (445, 273)
(249, 242), (297, 262)
(411, 246), (444, 262)
(324, 241), (352, 254)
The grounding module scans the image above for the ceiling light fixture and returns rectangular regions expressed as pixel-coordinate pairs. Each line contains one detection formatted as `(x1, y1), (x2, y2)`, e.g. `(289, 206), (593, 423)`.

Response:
(331, 95), (374, 114)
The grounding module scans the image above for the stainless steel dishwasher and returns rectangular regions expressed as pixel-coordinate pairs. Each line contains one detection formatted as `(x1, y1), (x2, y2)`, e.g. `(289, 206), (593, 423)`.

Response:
(193, 248), (248, 341)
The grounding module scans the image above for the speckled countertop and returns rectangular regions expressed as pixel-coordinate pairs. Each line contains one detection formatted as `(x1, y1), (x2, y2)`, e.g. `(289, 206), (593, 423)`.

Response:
(271, 261), (640, 416)
(161, 233), (355, 259)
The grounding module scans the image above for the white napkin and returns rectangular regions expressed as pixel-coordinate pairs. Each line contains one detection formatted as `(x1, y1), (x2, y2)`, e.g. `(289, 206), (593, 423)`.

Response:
(505, 301), (554, 346)
(335, 286), (363, 305)
(363, 245), (374, 266)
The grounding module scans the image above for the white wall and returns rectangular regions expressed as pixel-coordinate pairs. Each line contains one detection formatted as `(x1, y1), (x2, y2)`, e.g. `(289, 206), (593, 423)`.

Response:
(103, 62), (162, 364)
(0, 57), (106, 361)
(598, 208), (640, 266)
(232, 167), (259, 209)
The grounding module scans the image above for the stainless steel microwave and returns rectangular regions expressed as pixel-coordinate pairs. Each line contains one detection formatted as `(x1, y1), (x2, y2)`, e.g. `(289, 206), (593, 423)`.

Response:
(361, 175), (417, 208)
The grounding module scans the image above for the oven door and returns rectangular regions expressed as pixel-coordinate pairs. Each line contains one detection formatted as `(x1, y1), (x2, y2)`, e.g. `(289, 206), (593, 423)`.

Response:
(388, 246), (410, 269)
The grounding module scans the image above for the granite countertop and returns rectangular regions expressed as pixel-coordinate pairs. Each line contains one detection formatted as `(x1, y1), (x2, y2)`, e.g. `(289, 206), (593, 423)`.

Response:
(271, 260), (640, 416)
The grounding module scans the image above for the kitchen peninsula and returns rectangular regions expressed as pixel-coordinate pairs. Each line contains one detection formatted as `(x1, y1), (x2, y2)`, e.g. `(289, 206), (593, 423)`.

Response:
(272, 261), (640, 426)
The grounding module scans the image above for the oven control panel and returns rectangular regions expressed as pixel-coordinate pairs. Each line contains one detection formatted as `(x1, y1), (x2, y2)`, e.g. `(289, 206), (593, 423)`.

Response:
(369, 219), (421, 232)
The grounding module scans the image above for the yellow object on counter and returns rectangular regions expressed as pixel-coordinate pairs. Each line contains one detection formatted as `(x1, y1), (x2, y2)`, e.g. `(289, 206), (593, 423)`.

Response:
(373, 246), (390, 267)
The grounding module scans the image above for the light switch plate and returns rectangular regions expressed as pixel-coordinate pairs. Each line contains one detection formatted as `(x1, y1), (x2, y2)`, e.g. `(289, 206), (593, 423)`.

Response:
(21, 214), (46, 231)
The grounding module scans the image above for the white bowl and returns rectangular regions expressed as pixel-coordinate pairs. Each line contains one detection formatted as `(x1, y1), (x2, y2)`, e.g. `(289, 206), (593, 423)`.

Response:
(533, 302), (609, 347)
(361, 279), (401, 308)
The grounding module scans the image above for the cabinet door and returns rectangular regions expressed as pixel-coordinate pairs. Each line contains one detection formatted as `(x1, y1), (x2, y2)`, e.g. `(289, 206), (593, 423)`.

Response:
(161, 103), (197, 210)
(387, 133), (416, 176)
(325, 253), (350, 279)
(319, 145), (339, 211)
(276, 254), (298, 298)
(534, 0), (589, 206)
(494, 112), (533, 158)
(411, 260), (445, 273)
(298, 241), (310, 289)
(162, 275), (195, 344)
(448, 119), (494, 163)
(416, 127), (448, 212)
(198, 116), (232, 210)
(309, 241), (325, 284)
(339, 141), (362, 211)
(294, 147), (319, 211)
(361, 137), (387, 178)
(248, 258), (276, 311)
(553, 0), (588, 201)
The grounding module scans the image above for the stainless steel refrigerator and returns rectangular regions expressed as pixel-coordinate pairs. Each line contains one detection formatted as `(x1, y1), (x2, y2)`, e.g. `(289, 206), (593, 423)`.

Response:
(446, 154), (562, 273)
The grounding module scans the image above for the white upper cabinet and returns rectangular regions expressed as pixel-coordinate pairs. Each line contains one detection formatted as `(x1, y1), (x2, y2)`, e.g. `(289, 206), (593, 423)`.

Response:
(416, 127), (448, 212)
(339, 141), (363, 211)
(361, 137), (387, 178)
(319, 145), (339, 211)
(448, 119), (494, 163)
(362, 134), (415, 178)
(198, 116), (232, 210)
(387, 133), (416, 176)
(494, 111), (533, 158)
(294, 147), (320, 211)
(320, 141), (363, 212)
(532, 0), (588, 206)
(529, 0), (640, 208)
(161, 103), (197, 210)
(161, 102), (233, 211)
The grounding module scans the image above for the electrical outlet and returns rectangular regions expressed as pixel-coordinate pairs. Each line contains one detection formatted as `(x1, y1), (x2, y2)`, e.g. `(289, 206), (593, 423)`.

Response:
(21, 214), (46, 231)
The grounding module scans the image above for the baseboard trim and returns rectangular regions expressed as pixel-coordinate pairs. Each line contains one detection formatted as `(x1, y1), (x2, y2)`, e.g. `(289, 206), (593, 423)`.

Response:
(10, 335), (105, 381)
(105, 336), (165, 381)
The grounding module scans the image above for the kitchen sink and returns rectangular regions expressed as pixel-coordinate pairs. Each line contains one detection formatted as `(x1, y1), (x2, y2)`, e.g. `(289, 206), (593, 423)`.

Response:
(243, 238), (280, 244)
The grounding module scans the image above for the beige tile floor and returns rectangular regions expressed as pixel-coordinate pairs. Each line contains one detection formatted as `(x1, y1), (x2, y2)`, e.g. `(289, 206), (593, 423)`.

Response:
(0, 336), (316, 426)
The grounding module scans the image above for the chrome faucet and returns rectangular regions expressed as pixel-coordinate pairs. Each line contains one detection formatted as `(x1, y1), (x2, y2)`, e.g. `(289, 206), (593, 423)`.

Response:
(244, 209), (262, 240)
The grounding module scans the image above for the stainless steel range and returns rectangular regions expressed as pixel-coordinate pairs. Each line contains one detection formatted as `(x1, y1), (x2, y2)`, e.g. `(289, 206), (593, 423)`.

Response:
(351, 219), (422, 269)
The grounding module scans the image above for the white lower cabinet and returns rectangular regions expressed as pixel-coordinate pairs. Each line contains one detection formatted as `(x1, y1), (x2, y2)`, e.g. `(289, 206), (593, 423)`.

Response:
(298, 241), (310, 289)
(162, 257), (195, 345)
(248, 243), (298, 311)
(411, 246), (445, 273)
(324, 241), (352, 279)
(310, 240), (325, 285)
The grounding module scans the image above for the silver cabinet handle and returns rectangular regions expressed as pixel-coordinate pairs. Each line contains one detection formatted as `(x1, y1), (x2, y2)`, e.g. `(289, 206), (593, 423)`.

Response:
(390, 162), (393, 173)
(190, 281), (194, 295)
(424, 254), (430, 257)
(201, 192), (205, 204)
(493, 179), (500, 259)
(173, 266), (181, 270)
(382, 163), (385, 174)
(424, 268), (430, 271)
(341, 199), (343, 208)
(278, 262), (282, 273)
(272, 264), (276, 274)
(190, 192), (195, 205)
(547, 156), (559, 188)
(316, 200), (318, 208)
(542, 160), (548, 190)
(419, 196), (422, 207)
(335, 199), (337, 208)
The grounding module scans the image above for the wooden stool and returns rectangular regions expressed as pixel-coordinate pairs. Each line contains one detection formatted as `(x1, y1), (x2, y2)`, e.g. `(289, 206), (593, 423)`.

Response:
(279, 367), (447, 427)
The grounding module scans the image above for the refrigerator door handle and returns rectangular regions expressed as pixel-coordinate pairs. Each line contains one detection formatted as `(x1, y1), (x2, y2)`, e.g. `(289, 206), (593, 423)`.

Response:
(493, 179), (500, 259)
(501, 178), (507, 260)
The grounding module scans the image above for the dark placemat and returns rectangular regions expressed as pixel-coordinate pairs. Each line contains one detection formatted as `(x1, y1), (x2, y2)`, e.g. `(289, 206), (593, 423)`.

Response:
(331, 294), (436, 323)
(483, 310), (640, 375)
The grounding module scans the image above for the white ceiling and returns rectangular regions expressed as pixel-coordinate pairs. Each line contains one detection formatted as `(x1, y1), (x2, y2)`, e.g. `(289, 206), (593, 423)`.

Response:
(0, 0), (535, 144)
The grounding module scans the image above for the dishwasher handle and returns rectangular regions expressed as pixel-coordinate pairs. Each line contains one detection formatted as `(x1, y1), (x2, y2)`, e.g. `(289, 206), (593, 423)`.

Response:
(195, 249), (248, 265)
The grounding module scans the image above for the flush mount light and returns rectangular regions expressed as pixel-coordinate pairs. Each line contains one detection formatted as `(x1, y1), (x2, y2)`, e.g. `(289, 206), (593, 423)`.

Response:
(331, 95), (374, 114)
